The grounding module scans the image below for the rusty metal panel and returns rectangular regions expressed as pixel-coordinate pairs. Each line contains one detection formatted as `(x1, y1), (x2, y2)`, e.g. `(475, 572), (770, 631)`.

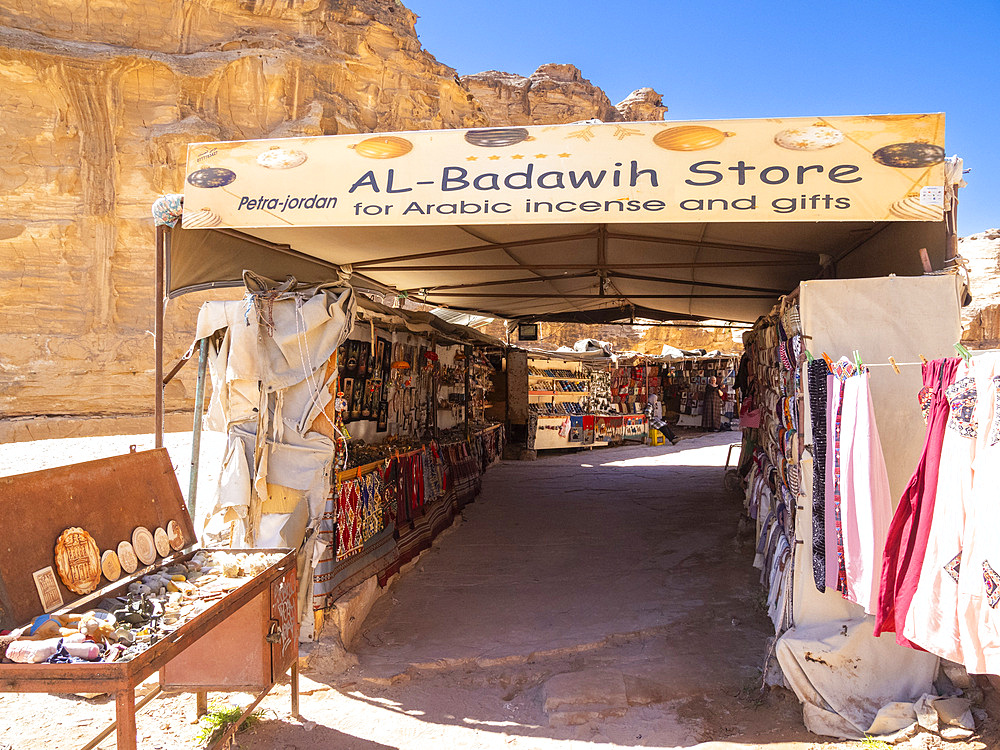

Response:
(159, 593), (270, 692)
(269, 564), (298, 682)
(0, 449), (196, 630)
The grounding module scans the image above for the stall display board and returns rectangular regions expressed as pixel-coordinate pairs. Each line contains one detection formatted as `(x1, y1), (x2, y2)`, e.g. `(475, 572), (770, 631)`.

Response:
(0, 450), (299, 750)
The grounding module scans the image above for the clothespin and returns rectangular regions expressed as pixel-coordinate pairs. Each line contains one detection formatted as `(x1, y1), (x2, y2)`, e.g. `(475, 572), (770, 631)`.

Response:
(954, 342), (972, 362)
(805, 350), (815, 363)
(853, 350), (865, 371)
(919, 354), (928, 364)
(821, 352), (834, 371)
(888, 357), (901, 374)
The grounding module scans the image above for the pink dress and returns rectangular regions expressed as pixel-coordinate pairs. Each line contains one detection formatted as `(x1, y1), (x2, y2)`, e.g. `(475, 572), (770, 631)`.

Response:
(874, 358), (961, 646)
(902, 360), (975, 661)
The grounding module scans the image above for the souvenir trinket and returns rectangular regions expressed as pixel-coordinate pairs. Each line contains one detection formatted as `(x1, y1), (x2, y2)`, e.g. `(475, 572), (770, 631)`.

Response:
(117, 541), (139, 573)
(167, 519), (185, 550)
(101, 550), (122, 582)
(54, 527), (102, 595)
(131, 527), (157, 565)
(153, 527), (171, 558)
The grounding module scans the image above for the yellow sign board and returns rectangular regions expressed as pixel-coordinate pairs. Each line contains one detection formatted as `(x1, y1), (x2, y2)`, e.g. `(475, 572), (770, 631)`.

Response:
(182, 113), (945, 228)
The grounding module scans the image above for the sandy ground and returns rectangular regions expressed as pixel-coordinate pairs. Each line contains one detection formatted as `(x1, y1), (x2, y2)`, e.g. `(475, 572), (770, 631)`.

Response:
(0, 432), (992, 749)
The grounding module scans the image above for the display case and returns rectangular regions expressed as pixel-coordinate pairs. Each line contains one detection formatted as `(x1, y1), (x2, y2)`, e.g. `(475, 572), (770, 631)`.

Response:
(0, 449), (298, 750)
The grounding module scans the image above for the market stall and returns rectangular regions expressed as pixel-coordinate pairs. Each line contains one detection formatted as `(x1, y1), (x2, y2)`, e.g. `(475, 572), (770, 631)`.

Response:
(662, 352), (740, 428)
(185, 274), (506, 638)
(737, 273), (980, 740)
(139, 112), (968, 738)
(0, 449), (298, 750)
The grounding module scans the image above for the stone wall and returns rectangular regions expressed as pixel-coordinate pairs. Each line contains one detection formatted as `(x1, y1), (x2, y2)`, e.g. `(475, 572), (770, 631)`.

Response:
(0, 0), (664, 435)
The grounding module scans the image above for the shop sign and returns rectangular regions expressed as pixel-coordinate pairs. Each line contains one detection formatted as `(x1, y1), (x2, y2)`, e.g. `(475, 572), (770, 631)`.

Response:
(183, 114), (945, 227)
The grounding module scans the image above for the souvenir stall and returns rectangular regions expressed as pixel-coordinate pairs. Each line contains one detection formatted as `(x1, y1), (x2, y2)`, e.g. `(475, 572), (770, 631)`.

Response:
(186, 275), (504, 640)
(0, 450), (299, 750)
(526, 352), (607, 450)
(738, 273), (977, 740)
(147, 112), (965, 739)
(663, 354), (740, 428)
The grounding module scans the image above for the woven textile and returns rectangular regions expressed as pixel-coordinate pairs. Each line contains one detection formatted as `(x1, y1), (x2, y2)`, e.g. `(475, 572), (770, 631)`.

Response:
(808, 359), (829, 592)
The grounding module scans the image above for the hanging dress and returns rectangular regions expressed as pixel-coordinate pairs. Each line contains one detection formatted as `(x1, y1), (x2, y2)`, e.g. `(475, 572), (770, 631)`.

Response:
(839, 369), (894, 615)
(902, 359), (976, 662)
(957, 354), (1000, 674)
(874, 357), (961, 646)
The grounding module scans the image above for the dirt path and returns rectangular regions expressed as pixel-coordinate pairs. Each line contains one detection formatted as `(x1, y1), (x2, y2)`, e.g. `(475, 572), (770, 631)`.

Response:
(0, 433), (990, 749)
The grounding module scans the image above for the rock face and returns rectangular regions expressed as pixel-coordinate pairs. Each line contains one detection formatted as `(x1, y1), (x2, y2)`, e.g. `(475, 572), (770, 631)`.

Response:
(960, 229), (1000, 347)
(461, 64), (667, 125)
(0, 1), (660, 429)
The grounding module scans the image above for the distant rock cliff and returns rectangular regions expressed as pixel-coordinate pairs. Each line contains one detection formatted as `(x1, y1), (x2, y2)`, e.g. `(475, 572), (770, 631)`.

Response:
(0, 0), (664, 430)
(461, 64), (666, 125)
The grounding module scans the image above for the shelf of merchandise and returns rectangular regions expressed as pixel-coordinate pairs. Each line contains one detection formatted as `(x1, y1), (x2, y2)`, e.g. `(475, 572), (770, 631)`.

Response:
(527, 355), (608, 450)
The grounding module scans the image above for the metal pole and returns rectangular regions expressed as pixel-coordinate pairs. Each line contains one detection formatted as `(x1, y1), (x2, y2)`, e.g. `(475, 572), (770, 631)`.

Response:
(154, 226), (166, 448)
(188, 337), (209, 523)
(464, 344), (472, 440)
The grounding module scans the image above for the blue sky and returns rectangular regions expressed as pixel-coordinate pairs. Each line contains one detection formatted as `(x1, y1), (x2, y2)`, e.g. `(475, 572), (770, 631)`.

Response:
(406, 0), (999, 235)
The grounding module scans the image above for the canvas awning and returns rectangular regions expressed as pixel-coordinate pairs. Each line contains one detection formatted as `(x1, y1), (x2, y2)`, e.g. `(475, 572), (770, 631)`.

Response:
(165, 114), (957, 325)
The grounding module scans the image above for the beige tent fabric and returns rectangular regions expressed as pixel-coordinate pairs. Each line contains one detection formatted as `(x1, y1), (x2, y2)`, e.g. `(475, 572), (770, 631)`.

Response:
(169, 220), (949, 323)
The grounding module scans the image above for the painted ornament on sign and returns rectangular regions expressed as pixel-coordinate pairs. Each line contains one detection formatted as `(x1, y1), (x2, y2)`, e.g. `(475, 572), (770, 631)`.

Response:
(181, 208), (221, 228)
(889, 194), (942, 220)
(350, 136), (413, 159)
(54, 527), (102, 595)
(464, 128), (533, 148)
(186, 167), (237, 188)
(653, 126), (733, 151)
(256, 147), (308, 169)
(873, 142), (945, 168)
(773, 125), (844, 151)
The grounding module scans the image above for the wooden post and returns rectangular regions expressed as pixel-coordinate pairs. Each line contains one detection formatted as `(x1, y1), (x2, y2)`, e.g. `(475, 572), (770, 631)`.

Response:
(116, 689), (138, 750)
(464, 344), (472, 440)
(188, 337), (209, 523)
(154, 225), (166, 449)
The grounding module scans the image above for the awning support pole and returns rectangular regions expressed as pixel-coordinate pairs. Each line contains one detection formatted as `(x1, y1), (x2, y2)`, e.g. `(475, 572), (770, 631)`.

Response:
(154, 226), (166, 449)
(188, 337), (209, 525)
(465, 344), (472, 441)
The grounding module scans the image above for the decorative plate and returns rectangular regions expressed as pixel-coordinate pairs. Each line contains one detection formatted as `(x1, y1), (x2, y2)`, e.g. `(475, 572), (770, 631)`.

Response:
(117, 541), (138, 574)
(167, 520), (185, 550)
(54, 527), (102, 595)
(101, 550), (122, 582)
(153, 527), (171, 558)
(132, 526), (157, 565)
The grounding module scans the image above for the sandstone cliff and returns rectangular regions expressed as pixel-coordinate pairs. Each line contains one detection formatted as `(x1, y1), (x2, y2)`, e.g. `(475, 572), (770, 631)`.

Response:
(461, 64), (667, 125)
(0, 0), (664, 434)
(959, 229), (1000, 347)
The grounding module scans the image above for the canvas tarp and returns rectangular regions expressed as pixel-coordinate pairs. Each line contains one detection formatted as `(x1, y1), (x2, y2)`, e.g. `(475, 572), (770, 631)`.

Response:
(775, 273), (965, 738)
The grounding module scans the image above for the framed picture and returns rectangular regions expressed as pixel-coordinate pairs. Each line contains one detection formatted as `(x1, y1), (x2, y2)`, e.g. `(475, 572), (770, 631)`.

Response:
(518, 323), (538, 341)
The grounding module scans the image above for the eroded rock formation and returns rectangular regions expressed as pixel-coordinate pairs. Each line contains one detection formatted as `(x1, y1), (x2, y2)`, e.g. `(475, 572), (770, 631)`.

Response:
(461, 64), (667, 125)
(0, 1), (662, 431)
(960, 229), (1000, 347)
